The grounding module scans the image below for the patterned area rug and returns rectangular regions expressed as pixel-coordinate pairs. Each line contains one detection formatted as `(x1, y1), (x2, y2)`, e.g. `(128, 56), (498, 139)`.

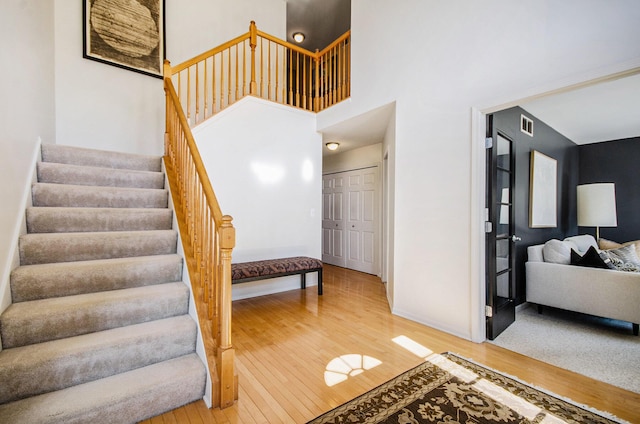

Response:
(308, 353), (624, 424)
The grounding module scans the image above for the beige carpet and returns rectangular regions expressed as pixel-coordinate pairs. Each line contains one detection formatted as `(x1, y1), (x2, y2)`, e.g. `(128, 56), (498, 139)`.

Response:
(491, 304), (640, 394)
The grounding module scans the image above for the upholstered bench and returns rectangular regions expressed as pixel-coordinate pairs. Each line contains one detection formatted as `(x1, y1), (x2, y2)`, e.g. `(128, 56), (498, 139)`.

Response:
(231, 256), (323, 295)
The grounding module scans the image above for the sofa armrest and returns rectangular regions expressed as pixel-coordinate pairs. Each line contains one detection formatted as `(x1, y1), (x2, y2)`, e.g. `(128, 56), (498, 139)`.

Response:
(527, 244), (544, 262)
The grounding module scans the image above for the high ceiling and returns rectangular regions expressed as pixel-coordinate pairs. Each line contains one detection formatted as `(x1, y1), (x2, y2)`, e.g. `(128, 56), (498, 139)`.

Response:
(286, 0), (351, 51)
(285, 1), (639, 154)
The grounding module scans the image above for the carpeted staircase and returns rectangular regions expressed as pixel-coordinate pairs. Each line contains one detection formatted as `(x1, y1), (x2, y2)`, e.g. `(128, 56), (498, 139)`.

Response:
(0, 144), (206, 423)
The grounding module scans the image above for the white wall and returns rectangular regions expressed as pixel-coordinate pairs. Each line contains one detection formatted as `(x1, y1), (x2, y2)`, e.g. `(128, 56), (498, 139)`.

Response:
(382, 109), (396, 307)
(53, 0), (285, 156)
(322, 143), (382, 174)
(0, 0), (55, 316)
(193, 97), (322, 300)
(166, 0), (285, 64)
(317, 0), (640, 340)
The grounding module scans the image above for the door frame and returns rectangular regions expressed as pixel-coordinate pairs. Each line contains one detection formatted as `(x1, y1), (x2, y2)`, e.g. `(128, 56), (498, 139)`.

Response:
(470, 66), (640, 343)
(322, 164), (383, 277)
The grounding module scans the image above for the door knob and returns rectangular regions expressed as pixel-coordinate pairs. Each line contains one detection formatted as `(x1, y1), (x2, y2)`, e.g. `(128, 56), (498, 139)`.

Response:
(511, 235), (522, 242)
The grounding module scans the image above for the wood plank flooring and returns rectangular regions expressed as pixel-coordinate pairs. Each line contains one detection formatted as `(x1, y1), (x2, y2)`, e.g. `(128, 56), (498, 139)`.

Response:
(143, 265), (640, 423)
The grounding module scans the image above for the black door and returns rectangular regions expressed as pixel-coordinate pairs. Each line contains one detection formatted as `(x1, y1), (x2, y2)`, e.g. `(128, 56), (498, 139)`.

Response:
(486, 115), (518, 340)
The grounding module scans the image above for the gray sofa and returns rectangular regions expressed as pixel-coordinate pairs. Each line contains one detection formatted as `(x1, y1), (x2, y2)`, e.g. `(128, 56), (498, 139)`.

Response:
(526, 235), (640, 335)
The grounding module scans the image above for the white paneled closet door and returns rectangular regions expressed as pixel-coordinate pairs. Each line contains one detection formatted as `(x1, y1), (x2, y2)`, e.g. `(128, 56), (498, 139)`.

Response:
(322, 174), (346, 267)
(322, 167), (379, 275)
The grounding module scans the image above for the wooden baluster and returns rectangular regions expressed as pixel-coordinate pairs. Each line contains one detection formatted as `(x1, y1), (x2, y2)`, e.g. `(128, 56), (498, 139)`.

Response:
(275, 45), (279, 102)
(218, 215), (236, 408)
(235, 44), (239, 102)
(314, 51), (320, 111)
(268, 40), (272, 101)
(259, 37), (264, 98)
(340, 43), (345, 102)
(195, 64), (200, 124)
(243, 40), (247, 97)
(204, 59), (208, 119)
(288, 48), (293, 105)
(212, 55), (217, 114)
(302, 55), (307, 110)
(346, 39), (351, 97)
(220, 51), (225, 109)
(249, 21), (257, 95)
(227, 48), (231, 108)
(293, 51), (298, 107)
(187, 68), (191, 126)
(331, 46), (340, 105)
(177, 73), (182, 113)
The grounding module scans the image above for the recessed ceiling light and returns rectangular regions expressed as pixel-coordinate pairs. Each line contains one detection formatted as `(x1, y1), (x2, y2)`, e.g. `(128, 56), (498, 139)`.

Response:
(293, 32), (305, 43)
(326, 142), (339, 151)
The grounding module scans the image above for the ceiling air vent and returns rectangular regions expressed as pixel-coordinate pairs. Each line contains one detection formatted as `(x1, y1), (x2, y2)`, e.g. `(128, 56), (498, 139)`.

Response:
(521, 114), (534, 137)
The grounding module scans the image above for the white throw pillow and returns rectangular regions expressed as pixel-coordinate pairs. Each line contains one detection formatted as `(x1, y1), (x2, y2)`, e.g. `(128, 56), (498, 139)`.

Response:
(543, 239), (571, 264)
(564, 234), (598, 253)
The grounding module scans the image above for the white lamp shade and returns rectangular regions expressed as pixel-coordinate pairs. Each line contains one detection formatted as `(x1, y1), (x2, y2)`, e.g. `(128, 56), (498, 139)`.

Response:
(577, 183), (617, 227)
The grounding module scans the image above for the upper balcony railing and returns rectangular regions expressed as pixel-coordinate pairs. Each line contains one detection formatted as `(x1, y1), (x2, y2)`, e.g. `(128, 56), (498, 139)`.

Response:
(165, 21), (350, 126)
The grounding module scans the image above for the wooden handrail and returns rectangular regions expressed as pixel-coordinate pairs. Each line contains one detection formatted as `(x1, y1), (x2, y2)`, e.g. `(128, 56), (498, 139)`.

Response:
(163, 75), (236, 409)
(255, 29), (317, 56)
(171, 32), (251, 74)
(160, 21), (350, 409)
(166, 21), (351, 125)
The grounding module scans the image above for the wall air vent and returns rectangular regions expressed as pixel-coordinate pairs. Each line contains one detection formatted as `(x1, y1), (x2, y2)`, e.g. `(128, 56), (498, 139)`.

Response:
(521, 114), (534, 137)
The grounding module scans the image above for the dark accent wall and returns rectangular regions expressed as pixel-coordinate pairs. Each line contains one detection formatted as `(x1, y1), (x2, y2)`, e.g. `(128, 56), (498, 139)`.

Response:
(493, 107), (579, 305)
(578, 137), (640, 242)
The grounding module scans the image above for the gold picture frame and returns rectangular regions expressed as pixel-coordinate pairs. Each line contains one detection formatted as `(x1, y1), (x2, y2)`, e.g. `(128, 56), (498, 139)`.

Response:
(83, 0), (165, 78)
(529, 150), (557, 228)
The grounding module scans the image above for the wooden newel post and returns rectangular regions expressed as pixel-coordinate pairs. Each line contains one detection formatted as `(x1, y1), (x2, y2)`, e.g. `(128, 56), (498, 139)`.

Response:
(314, 50), (320, 112)
(163, 59), (172, 80)
(163, 60), (172, 155)
(249, 21), (258, 95)
(218, 215), (236, 408)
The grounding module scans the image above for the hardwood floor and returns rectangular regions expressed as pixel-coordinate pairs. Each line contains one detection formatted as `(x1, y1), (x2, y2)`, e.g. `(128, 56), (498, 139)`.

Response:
(143, 265), (640, 423)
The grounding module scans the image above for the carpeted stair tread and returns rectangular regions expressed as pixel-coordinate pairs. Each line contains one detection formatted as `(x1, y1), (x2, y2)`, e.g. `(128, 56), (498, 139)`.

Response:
(0, 282), (189, 348)
(0, 353), (206, 424)
(37, 161), (165, 189)
(26, 207), (172, 233)
(1, 143), (207, 419)
(19, 229), (177, 265)
(32, 183), (168, 208)
(41, 143), (162, 172)
(0, 315), (196, 404)
(10, 254), (183, 302)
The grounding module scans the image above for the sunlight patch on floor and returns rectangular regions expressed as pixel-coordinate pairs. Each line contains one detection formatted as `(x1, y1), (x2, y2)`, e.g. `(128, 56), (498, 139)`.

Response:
(324, 354), (383, 387)
(392, 335), (434, 358)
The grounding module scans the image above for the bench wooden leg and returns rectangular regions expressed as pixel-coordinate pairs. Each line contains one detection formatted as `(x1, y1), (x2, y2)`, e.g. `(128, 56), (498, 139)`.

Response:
(301, 273), (306, 290)
(317, 268), (323, 295)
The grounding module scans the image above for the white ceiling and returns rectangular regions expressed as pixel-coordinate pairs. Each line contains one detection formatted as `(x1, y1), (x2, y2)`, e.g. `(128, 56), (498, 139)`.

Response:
(320, 103), (395, 156)
(519, 73), (640, 145)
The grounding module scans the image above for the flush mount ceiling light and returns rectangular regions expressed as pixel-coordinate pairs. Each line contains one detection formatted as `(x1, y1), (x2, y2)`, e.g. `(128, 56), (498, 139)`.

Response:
(292, 32), (305, 43)
(326, 142), (340, 151)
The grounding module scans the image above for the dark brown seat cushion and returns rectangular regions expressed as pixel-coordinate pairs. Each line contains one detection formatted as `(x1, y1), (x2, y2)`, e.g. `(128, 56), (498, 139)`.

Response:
(232, 257), (323, 281)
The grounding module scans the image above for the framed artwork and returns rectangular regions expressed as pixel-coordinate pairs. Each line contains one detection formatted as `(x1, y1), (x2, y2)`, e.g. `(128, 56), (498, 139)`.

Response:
(529, 150), (557, 228)
(83, 0), (165, 78)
